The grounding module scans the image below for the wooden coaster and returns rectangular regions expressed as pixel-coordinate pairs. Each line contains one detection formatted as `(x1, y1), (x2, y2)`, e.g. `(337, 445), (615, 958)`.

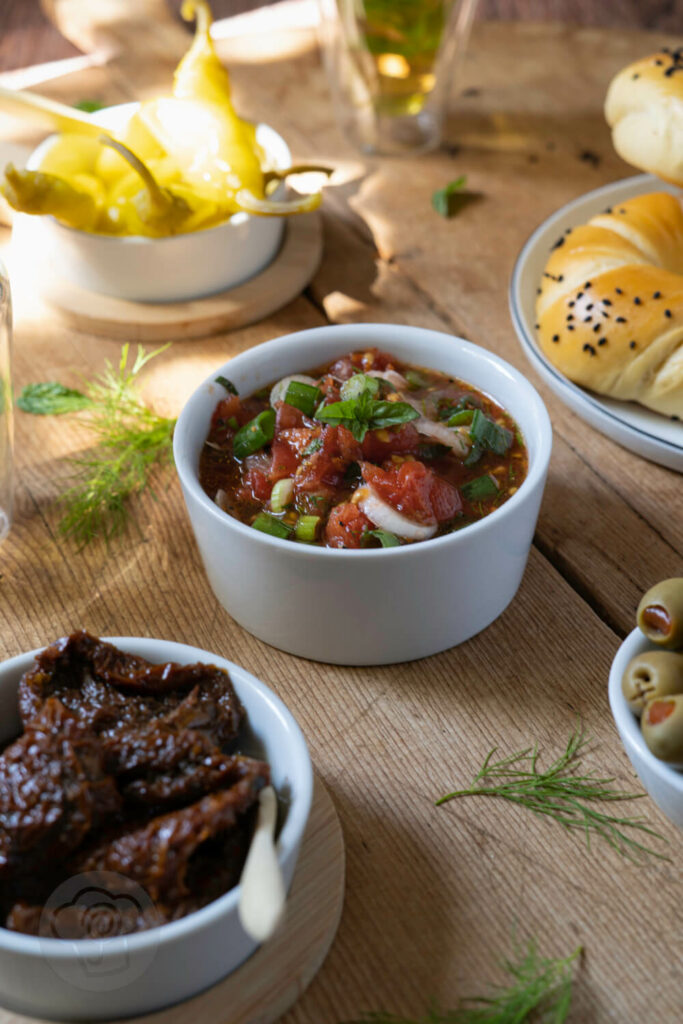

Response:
(0, 775), (345, 1024)
(15, 211), (322, 342)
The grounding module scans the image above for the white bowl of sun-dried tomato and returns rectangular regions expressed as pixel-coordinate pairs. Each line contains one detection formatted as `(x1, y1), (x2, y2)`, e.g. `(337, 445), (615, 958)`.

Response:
(0, 634), (312, 1020)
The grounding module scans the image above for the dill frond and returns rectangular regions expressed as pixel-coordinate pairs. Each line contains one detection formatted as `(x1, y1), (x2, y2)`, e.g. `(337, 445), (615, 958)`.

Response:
(48, 343), (175, 545)
(344, 938), (581, 1023)
(436, 725), (668, 863)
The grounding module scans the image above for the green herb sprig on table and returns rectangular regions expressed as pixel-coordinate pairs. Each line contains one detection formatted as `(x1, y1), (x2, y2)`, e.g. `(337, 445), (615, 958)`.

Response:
(436, 725), (668, 863)
(431, 176), (479, 219)
(344, 938), (581, 1023)
(17, 344), (175, 546)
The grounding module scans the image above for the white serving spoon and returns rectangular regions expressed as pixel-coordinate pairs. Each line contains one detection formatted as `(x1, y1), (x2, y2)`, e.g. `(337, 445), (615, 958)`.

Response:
(238, 785), (286, 943)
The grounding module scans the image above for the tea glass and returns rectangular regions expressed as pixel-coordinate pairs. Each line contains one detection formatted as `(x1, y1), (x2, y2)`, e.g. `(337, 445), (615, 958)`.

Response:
(318, 0), (479, 155)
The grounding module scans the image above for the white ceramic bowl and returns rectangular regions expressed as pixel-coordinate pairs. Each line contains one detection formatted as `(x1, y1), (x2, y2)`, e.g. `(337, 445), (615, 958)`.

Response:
(609, 627), (683, 829)
(174, 323), (553, 665)
(0, 636), (313, 1021)
(21, 103), (288, 303)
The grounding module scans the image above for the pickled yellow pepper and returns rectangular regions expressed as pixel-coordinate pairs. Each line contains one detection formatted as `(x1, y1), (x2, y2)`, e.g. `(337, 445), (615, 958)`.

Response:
(1, 0), (324, 235)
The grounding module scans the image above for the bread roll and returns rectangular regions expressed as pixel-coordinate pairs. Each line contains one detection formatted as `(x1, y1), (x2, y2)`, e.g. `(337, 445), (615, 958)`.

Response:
(535, 192), (683, 417)
(605, 49), (683, 184)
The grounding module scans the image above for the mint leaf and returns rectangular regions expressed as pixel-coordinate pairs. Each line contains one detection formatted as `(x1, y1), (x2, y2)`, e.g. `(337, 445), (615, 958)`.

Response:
(17, 382), (92, 415)
(314, 393), (418, 443)
(432, 175), (473, 218)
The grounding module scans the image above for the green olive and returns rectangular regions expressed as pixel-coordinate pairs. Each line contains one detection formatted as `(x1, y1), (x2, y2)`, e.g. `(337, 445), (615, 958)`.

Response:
(621, 650), (683, 715)
(641, 694), (683, 764)
(636, 578), (683, 650)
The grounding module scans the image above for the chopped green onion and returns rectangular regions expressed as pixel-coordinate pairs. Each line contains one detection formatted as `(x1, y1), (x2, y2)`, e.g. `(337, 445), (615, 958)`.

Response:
(469, 408), (513, 455)
(215, 375), (238, 395)
(295, 515), (321, 543)
(340, 374), (380, 401)
(302, 436), (322, 456)
(271, 478), (294, 512)
(516, 429), (524, 447)
(447, 409), (474, 427)
(233, 409), (275, 459)
(251, 513), (293, 539)
(227, 416), (238, 430)
(461, 474), (499, 500)
(284, 380), (322, 417)
(362, 528), (401, 548)
(405, 369), (430, 391)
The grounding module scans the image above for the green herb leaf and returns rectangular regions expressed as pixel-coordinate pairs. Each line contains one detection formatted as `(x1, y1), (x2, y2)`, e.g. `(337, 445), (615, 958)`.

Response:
(314, 391), (418, 443)
(469, 409), (512, 455)
(461, 474), (498, 501)
(73, 99), (105, 113)
(17, 382), (93, 415)
(436, 725), (669, 863)
(215, 375), (238, 395)
(302, 436), (323, 456)
(431, 175), (469, 218)
(343, 938), (581, 1024)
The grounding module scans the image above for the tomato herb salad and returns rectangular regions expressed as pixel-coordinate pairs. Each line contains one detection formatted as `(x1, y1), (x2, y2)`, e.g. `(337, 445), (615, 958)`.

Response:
(199, 349), (528, 548)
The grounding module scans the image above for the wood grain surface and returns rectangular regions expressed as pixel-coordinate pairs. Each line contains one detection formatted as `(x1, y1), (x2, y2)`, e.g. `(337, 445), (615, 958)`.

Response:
(0, 3), (682, 1024)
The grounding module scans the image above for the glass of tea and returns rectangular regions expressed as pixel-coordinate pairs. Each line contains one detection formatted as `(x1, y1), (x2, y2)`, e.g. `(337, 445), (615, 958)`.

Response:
(318, 0), (479, 155)
(0, 262), (12, 543)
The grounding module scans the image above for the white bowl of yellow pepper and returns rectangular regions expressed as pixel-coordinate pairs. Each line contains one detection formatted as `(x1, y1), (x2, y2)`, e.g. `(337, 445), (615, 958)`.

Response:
(4, 2), (321, 304)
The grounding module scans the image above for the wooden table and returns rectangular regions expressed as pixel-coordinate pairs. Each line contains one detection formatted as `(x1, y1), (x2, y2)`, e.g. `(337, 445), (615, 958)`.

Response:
(0, 3), (682, 1021)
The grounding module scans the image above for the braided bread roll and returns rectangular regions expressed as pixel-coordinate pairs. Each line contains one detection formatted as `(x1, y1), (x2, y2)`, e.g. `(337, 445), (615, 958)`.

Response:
(535, 192), (683, 417)
(605, 48), (683, 185)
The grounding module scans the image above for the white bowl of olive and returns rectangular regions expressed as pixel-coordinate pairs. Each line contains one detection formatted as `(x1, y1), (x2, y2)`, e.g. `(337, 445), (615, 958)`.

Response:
(609, 578), (683, 829)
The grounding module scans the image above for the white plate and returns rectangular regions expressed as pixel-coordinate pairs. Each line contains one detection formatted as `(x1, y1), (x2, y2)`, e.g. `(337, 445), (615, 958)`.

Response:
(509, 173), (683, 473)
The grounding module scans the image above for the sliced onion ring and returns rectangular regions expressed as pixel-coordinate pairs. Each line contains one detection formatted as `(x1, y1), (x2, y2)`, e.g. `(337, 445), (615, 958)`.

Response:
(355, 485), (437, 542)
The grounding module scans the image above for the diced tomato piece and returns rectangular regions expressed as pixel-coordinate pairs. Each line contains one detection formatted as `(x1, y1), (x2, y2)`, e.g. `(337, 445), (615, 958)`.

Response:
(358, 349), (397, 372)
(275, 402), (304, 430)
(270, 440), (299, 482)
(337, 425), (363, 463)
(325, 502), (373, 549)
(430, 476), (462, 522)
(211, 395), (242, 427)
(318, 375), (342, 401)
(279, 428), (316, 456)
(295, 426), (349, 494)
(361, 461), (461, 524)
(361, 423), (420, 462)
(240, 468), (272, 502)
